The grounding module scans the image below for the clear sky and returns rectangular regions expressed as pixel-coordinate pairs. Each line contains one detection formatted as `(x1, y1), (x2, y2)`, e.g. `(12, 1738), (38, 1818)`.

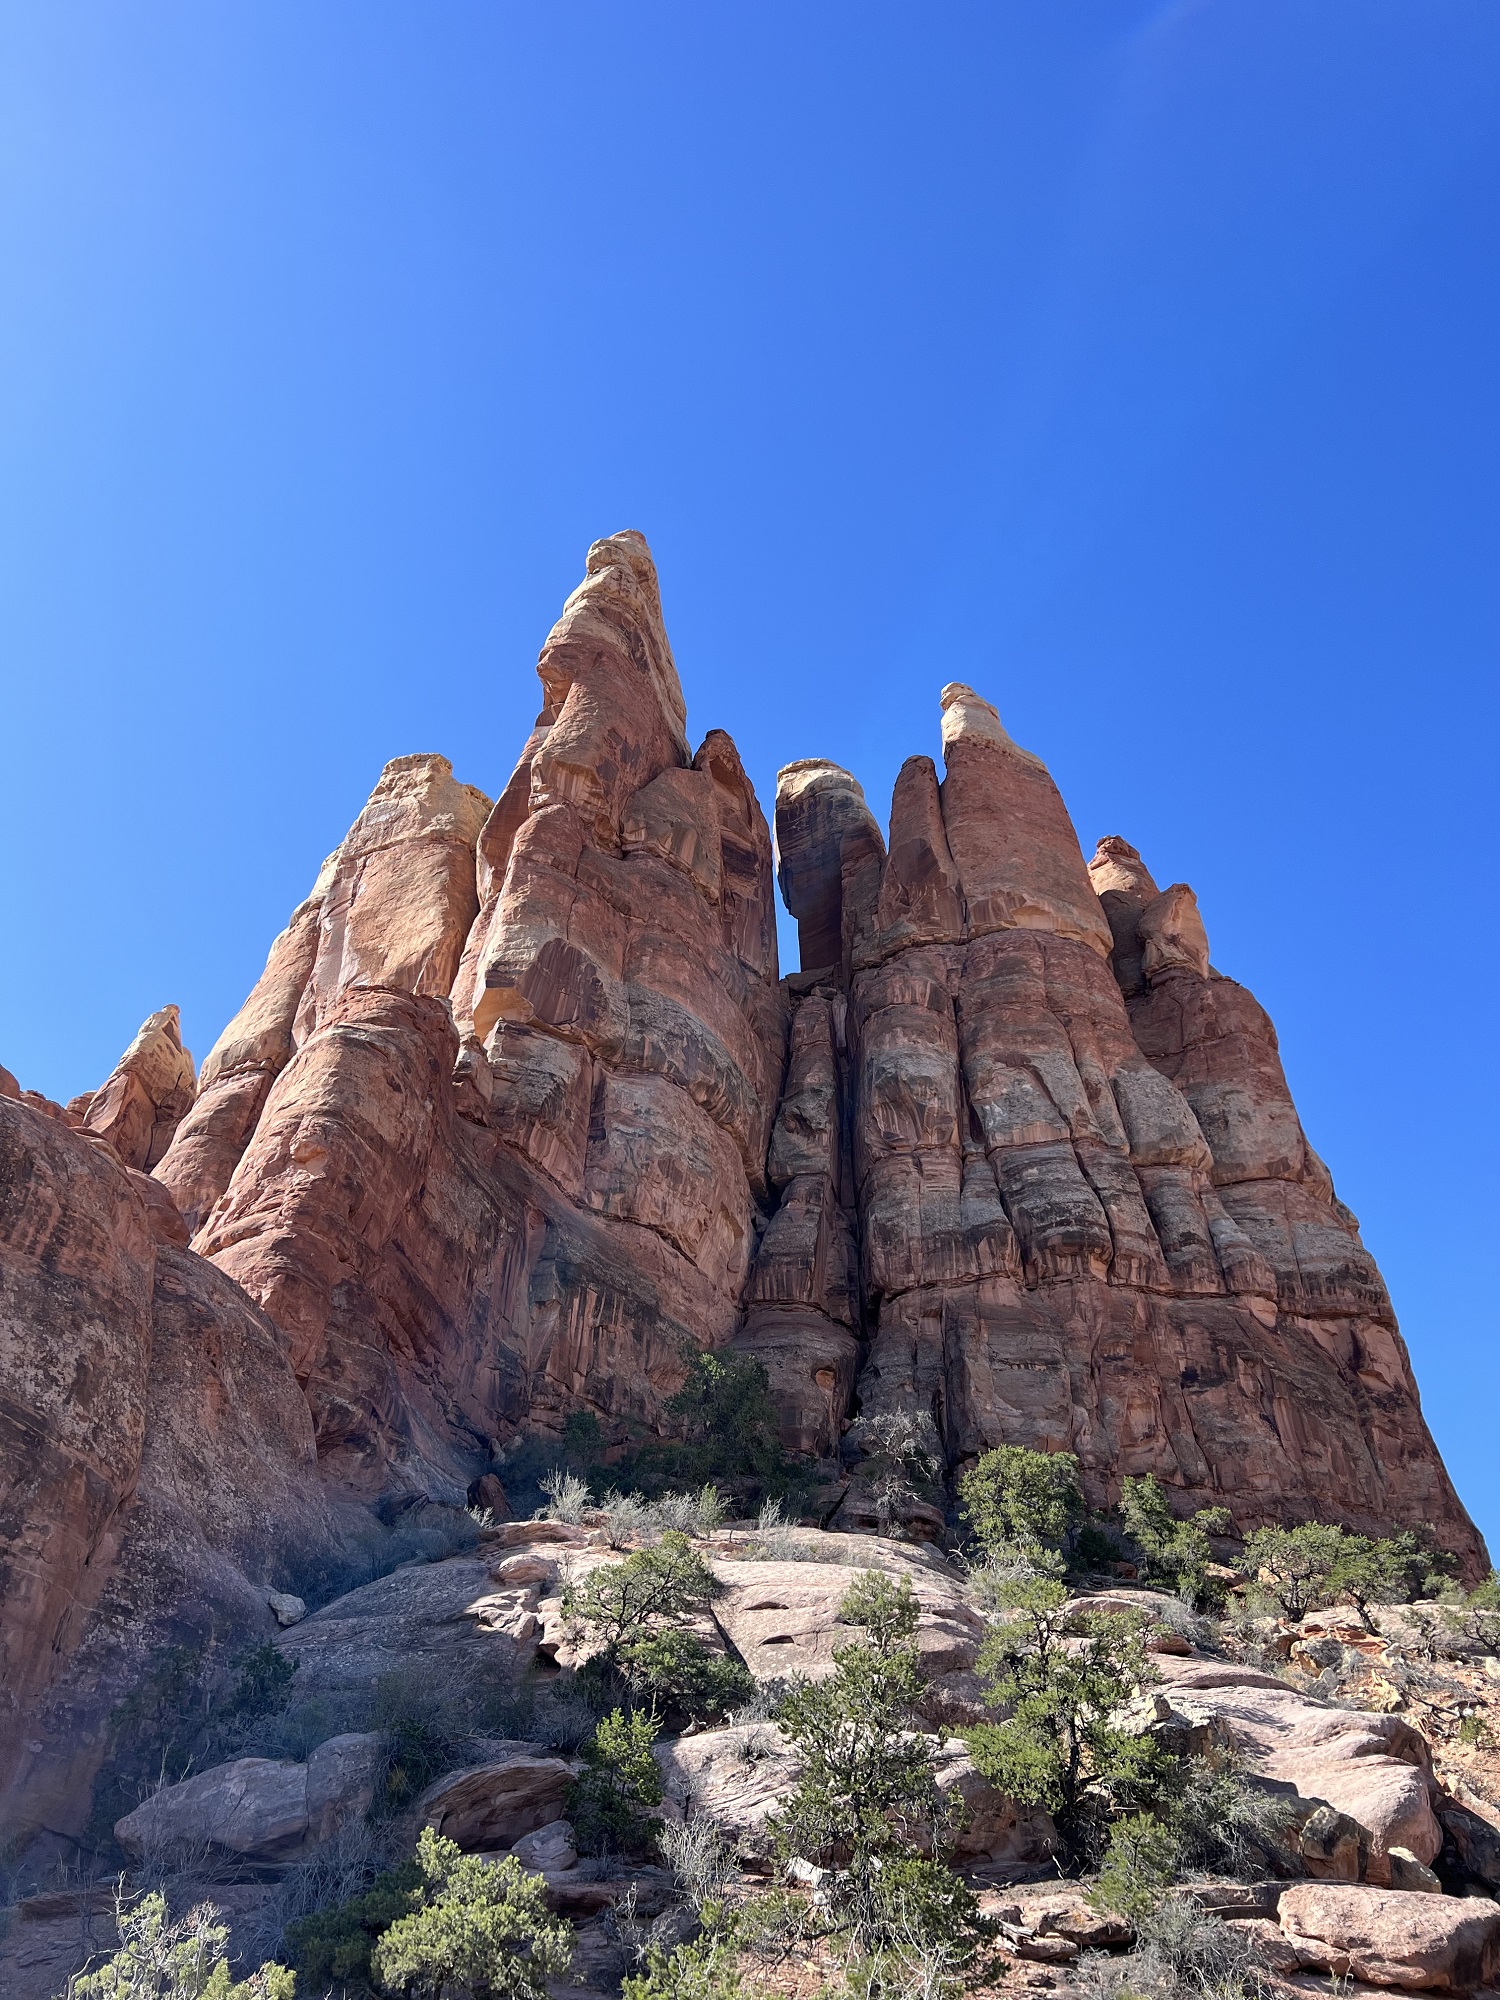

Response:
(2, 5), (1496, 1550)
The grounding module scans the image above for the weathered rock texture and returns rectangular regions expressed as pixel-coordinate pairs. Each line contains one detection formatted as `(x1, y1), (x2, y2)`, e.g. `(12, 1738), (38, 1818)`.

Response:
(740, 682), (1480, 1567)
(0, 528), (1483, 1853)
(82, 1004), (196, 1170)
(0, 1093), (342, 1845)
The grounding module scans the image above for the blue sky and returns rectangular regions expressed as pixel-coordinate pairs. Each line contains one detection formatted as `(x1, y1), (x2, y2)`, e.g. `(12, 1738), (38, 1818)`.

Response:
(2, 4), (1497, 1549)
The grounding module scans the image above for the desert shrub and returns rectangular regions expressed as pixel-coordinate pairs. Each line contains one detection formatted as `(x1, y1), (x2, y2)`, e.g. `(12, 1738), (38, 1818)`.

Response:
(569, 1708), (664, 1857)
(601, 1350), (793, 1508)
(856, 1857), (996, 2000)
(239, 1819), (382, 1971)
(1071, 1520), (1127, 1572)
(652, 1486), (729, 1536)
(538, 1470), (591, 1525)
(1090, 1813), (1181, 1927)
(69, 1888), (293, 1999)
(369, 1828), (572, 2000)
(365, 1665), (482, 1815)
(1134, 1895), (1267, 1997)
(566, 1532), (751, 1723)
(89, 1640), (301, 1851)
(1165, 1752), (1297, 1878)
(525, 1681), (601, 1753)
(958, 1447), (1083, 1562)
(964, 1573), (1157, 1863)
(1118, 1477), (1231, 1610)
(287, 1846), (425, 1991)
(1469, 1570), (1500, 1610)
(771, 1573), (958, 1948)
(726, 1683), (785, 1726)
(593, 1489), (650, 1547)
(749, 1496), (816, 1562)
(657, 1816), (735, 1913)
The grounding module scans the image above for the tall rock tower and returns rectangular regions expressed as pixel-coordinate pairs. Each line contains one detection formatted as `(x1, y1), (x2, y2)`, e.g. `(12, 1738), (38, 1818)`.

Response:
(738, 682), (1479, 1560)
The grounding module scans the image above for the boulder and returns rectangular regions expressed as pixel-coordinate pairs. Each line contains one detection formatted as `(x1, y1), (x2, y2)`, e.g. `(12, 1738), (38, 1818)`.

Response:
(418, 1753), (577, 1849)
(651, 1723), (1051, 1872)
(707, 1557), (984, 1684)
(113, 1735), (382, 1862)
(1390, 1848), (1444, 1895)
(654, 1724), (798, 1867)
(511, 1819), (577, 1871)
(1226, 1915), (1303, 1975)
(1152, 1656), (1444, 1882)
(1443, 1807), (1500, 1890)
(1278, 1881), (1500, 1991)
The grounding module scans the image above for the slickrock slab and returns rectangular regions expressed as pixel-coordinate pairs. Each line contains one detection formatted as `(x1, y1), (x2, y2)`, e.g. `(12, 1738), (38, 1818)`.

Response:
(1278, 1882), (1500, 1991)
(273, 1552), (546, 1695)
(708, 1556), (984, 1683)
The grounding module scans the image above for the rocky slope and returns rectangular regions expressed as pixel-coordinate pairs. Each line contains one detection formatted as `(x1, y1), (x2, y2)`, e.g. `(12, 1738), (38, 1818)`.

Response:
(8, 1519), (1500, 2000)
(0, 528), (1483, 1854)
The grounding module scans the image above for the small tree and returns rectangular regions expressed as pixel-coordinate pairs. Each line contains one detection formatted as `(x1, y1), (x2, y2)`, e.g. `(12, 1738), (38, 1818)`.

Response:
(69, 1889), (293, 1999)
(615, 1349), (791, 1501)
(369, 1828), (573, 2000)
(1118, 1476), (1230, 1609)
(569, 1707), (665, 1856)
(770, 1573), (959, 1948)
(1089, 1812), (1181, 1927)
(1330, 1529), (1456, 1625)
(1243, 1522), (1353, 1620)
(958, 1448), (1082, 1561)
(622, 1929), (746, 2000)
(287, 1847), (426, 1990)
(964, 1575), (1157, 1862)
(564, 1532), (752, 1724)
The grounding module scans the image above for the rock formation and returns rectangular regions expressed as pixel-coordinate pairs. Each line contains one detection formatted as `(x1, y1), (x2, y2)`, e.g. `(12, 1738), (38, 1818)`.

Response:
(159, 530), (785, 1504)
(0, 527), (1485, 1856)
(738, 681), (1479, 1560)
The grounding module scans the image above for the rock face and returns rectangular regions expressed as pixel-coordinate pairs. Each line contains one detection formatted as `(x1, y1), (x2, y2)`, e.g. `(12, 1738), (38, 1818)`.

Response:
(0, 527), (1484, 1854)
(0, 1093), (342, 1846)
(738, 688), (1481, 1567)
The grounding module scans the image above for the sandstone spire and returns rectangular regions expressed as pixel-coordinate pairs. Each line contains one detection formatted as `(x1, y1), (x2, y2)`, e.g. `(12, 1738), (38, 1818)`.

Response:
(83, 1004), (197, 1172)
(774, 758), (885, 975)
(938, 682), (1112, 956)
